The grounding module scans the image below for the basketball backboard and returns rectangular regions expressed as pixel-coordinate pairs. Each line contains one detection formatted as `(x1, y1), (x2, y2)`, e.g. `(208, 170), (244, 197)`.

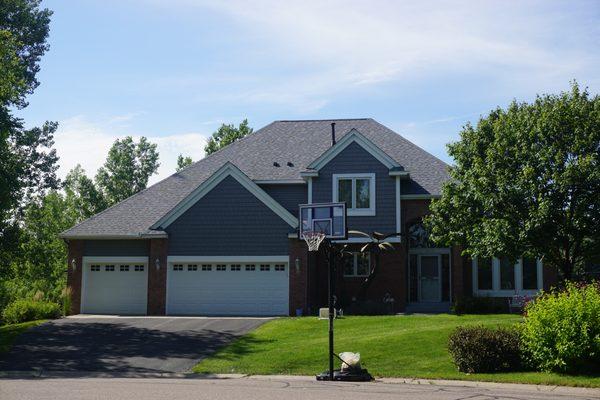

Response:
(299, 202), (347, 240)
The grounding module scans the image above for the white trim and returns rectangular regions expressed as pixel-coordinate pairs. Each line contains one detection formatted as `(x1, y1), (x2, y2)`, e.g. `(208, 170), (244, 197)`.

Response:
(300, 170), (319, 178)
(396, 176), (401, 234)
(332, 173), (376, 216)
(400, 194), (440, 200)
(151, 162), (298, 229)
(167, 255), (290, 263)
(472, 256), (544, 297)
(307, 177), (313, 204)
(82, 256), (149, 263)
(389, 170), (410, 177)
(308, 128), (400, 171)
(254, 179), (306, 184)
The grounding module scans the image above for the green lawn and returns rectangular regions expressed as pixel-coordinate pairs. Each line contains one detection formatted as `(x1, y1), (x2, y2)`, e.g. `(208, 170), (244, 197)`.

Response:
(0, 320), (46, 354)
(194, 314), (600, 387)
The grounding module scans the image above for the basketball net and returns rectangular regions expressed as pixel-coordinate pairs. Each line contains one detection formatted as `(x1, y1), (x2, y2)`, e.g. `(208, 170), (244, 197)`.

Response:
(302, 231), (326, 252)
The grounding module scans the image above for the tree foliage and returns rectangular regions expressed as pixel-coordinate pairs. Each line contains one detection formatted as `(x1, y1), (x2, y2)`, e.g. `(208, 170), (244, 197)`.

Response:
(64, 165), (107, 220)
(95, 136), (159, 205)
(204, 119), (253, 155)
(425, 83), (600, 279)
(176, 154), (193, 171)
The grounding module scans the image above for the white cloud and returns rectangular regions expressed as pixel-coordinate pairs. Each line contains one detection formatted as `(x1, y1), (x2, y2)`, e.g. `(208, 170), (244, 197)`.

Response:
(54, 115), (209, 185)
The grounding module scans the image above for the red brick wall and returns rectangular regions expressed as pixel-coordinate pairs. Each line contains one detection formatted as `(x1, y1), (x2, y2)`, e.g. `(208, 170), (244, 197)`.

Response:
(289, 239), (309, 316)
(147, 238), (168, 315)
(66, 240), (84, 315)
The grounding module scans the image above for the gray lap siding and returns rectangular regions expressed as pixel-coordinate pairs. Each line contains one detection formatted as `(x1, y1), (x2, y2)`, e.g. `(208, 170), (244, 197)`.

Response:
(311, 142), (397, 234)
(166, 175), (292, 256)
(259, 183), (307, 216)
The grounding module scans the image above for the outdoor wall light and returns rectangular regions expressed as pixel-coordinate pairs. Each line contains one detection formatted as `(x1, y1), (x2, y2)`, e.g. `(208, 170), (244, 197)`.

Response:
(71, 258), (77, 272)
(155, 258), (160, 271)
(295, 257), (301, 274)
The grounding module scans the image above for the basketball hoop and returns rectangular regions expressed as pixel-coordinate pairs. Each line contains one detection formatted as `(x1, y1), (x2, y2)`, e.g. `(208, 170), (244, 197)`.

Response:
(302, 231), (326, 252)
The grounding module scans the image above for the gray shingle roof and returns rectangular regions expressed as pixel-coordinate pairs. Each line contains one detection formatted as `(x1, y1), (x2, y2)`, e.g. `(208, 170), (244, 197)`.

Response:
(61, 118), (449, 238)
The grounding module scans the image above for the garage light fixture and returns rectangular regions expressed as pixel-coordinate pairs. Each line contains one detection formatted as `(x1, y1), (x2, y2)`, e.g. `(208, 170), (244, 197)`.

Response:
(155, 258), (160, 271)
(295, 257), (301, 274)
(71, 258), (77, 272)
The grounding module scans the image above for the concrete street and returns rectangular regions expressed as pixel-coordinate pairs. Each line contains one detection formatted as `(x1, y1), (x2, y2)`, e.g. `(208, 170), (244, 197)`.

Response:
(1, 375), (599, 400)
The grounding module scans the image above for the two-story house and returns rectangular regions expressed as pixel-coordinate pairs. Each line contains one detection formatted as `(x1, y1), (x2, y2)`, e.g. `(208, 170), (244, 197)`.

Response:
(61, 118), (555, 316)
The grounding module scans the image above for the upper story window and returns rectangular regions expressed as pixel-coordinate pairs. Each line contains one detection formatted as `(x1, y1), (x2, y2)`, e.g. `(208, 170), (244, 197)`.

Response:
(332, 173), (376, 216)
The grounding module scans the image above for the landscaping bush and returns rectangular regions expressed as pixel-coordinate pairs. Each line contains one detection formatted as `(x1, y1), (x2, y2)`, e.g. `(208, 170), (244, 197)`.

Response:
(521, 281), (600, 373)
(448, 325), (522, 373)
(452, 296), (508, 315)
(2, 299), (61, 324)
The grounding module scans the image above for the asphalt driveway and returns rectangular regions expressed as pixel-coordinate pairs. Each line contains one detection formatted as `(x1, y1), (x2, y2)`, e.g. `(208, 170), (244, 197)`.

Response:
(0, 316), (267, 374)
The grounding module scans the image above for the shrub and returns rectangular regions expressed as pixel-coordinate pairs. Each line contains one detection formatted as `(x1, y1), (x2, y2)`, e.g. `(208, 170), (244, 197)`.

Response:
(521, 281), (600, 373)
(62, 287), (72, 316)
(448, 325), (522, 373)
(452, 296), (508, 315)
(2, 299), (61, 324)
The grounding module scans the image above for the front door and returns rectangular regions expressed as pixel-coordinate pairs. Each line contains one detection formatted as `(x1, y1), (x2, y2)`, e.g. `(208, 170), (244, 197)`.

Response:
(419, 255), (441, 302)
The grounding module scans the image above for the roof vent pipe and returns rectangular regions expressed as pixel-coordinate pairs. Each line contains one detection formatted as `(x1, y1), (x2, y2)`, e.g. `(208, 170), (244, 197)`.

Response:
(331, 122), (336, 147)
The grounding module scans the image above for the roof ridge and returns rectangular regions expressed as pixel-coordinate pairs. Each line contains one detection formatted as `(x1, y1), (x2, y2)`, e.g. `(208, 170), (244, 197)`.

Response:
(275, 118), (372, 122)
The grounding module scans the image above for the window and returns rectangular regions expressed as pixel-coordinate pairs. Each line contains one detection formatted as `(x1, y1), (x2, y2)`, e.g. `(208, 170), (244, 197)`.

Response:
(173, 264), (183, 271)
(500, 257), (515, 290)
(473, 257), (543, 295)
(216, 264), (226, 271)
(201, 264), (212, 271)
(188, 264), (198, 271)
(333, 173), (375, 216)
(91, 264), (100, 272)
(105, 265), (115, 272)
(119, 265), (129, 272)
(477, 257), (493, 290)
(134, 265), (144, 272)
(343, 252), (370, 277)
(260, 264), (270, 271)
(522, 258), (538, 290)
(275, 264), (285, 271)
(231, 264), (241, 271)
(245, 264), (256, 271)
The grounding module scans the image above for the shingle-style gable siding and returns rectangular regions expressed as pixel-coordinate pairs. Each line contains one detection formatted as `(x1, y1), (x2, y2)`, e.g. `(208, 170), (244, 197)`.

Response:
(259, 184), (307, 216)
(312, 142), (396, 234)
(166, 175), (292, 255)
(83, 240), (149, 256)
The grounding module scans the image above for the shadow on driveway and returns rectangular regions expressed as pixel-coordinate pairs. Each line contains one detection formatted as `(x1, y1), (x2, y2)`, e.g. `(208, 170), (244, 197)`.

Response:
(0, 317), (267, 374)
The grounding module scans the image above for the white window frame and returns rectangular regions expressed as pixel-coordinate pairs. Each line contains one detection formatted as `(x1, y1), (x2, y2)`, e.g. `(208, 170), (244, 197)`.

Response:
(472, 256), (543, 297)
(332, 173), (376, 216)
(343, 252), (371, 277)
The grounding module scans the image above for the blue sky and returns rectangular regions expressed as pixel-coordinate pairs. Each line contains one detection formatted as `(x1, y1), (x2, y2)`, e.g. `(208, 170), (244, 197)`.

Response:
(17, 0), (600, 183)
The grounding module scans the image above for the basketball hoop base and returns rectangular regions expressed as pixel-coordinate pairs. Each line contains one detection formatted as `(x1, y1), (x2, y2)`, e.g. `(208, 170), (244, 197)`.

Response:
(316, 368), (373, 382)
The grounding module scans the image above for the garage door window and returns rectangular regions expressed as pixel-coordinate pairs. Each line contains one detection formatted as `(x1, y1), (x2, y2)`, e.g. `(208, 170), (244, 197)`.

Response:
(275, 264), (285, 271)
(91, 264), (100, 271)
(245, 264), (256, 271)
(105, 265), (115, 272)
(120, 265), (129, 272)
(173, 264), (183, 271)
(231, 264), (241, 271)
(134, 265), (144, 272)
(260, 264), (270, 271)
(202, 264), (212, 271)
(216, 264), (226, 271)
(188, 264), (198, 271)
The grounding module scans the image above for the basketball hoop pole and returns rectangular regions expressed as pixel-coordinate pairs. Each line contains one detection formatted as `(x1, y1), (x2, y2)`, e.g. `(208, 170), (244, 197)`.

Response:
(327, 240), (335, 381)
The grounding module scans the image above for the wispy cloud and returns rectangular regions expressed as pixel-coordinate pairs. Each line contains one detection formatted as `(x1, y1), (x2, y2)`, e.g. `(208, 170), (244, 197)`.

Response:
(54, 115), (210, 185)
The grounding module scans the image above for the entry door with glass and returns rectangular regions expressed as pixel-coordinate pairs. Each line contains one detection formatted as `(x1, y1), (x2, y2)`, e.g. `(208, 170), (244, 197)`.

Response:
(419, 255), (441, 302)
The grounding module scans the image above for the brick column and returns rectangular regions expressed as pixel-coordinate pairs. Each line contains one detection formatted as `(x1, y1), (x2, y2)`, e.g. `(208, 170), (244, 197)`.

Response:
(289, 239), (308, 316)
(66, 240), (84, 315)
(451, 246), (465, 301)
(148, 238), (168, 315)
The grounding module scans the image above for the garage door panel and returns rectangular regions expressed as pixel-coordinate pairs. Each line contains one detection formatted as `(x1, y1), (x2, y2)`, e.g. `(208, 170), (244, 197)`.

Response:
(167, 262), (289, 316)
(82, 263), (148, 315)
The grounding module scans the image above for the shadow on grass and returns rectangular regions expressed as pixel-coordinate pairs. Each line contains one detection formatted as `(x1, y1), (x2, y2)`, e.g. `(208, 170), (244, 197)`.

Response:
(201, 333), (272, 362)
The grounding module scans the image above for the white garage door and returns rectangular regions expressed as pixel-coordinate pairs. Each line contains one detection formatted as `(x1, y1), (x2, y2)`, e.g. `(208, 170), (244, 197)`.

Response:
(82, 259), (148, 315)
(167, 260), (289, 316)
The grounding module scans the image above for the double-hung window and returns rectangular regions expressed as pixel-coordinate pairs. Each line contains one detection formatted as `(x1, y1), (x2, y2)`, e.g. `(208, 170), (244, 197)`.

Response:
(343, 252), (371, 277)
(333, 173), (376, 216)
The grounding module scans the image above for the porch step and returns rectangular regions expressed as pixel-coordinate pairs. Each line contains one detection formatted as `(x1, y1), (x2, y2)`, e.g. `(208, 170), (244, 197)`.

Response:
(404, 302), (451, 314)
